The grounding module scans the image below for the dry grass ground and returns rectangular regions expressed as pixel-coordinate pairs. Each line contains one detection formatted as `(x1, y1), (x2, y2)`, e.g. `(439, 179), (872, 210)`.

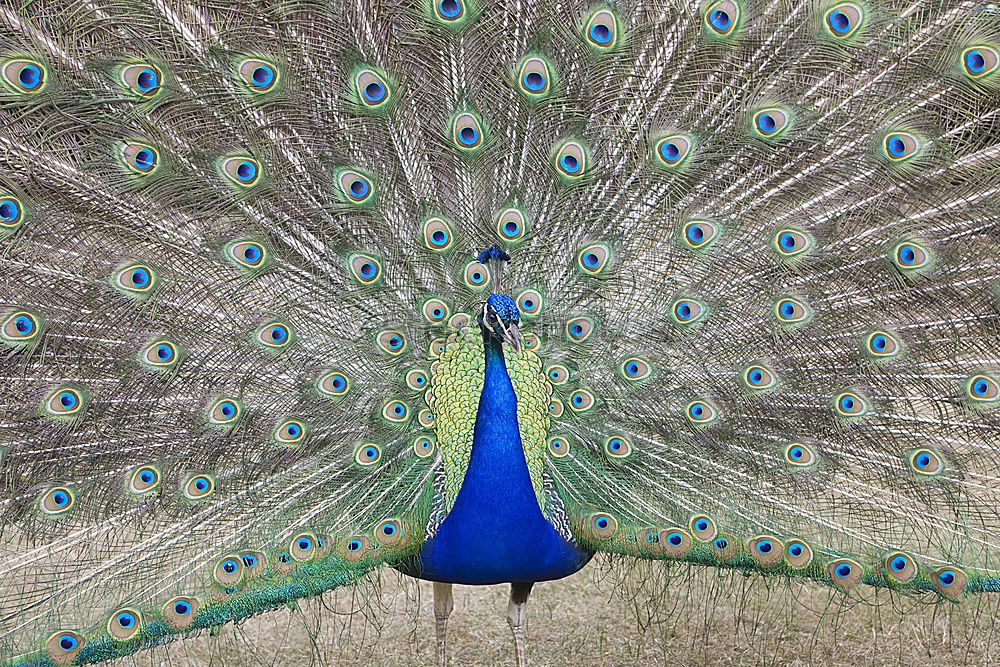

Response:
(128, 560), (999, 666)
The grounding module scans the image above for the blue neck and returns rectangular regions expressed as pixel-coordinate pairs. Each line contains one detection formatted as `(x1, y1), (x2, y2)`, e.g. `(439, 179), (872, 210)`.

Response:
(413, 332), (590, 585)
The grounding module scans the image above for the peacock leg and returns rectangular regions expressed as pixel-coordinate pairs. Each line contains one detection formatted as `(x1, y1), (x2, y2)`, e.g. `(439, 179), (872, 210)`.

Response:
(433, 581), (454, 667)
(506, 582), (534, 667)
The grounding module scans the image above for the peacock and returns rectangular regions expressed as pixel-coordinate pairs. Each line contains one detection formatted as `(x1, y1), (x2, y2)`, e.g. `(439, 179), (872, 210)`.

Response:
(1, 0), (999, 664)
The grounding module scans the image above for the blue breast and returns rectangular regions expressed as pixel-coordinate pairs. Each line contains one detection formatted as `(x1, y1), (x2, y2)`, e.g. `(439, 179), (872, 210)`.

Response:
(413, 337), (591, 585)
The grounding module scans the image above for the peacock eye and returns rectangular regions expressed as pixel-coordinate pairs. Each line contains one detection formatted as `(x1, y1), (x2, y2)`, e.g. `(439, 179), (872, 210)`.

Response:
(257, 322), (292, 349)
(882, 132), (922, 162)
(436, 0), (464, 20)
(962, 46), (999, 79)
(2, 310), (41, 342)
(226, 241), (268, 270)
(823, 2), (864, 39)
(0, 194), (24, 229)
(891, 240), (932, 272)
(183, 474), (215, 500)
(704, 1), (740, 35)
(274, 420), (307, 445)
(112, 264), (157, 295)
(220, 155), (261, 186)
(584, 8), (619, 49)
(464, 261), (490, 289)
(773, 296), (811, 324)
(208, 398), (242, 425)
(238, 58), (278, 92)
(577, 243), (611, 274)
(43, 388), (86, 417)
(356, 68), (391, 108)
(338, 169), (375, 204)
(120, 63), (162, 97)
(349, 253), (382, 284)
(554, 139), (587, 179)
(654, 134), (693, 167)
(517, 55), (552, 98)
(752, 108), (790, 138)
(773, 228), (813, 258)
(453, 112), (484, 151)
(39, 486), (75, 514)
(2, 58), (47, 93)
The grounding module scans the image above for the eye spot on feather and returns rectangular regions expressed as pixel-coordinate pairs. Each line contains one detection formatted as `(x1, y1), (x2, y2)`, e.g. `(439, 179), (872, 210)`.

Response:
(712, 535), (738, 561)
(686, 400), (717, 425)
(517, 55), (553, 98)
(163, 597), (198, 629)
(584, 8), (619, 49)
(620, 357), (652, 381)
(139, 340), (180, 370)
(823, 3), (864, 39)
(828, 559), (863, 589)
(773, 228), (813, 259)
(355, 444), (382, 466)
(422, 298), (450, 324)
(881, 132), (922, 163)
(704, 1), (740, 36)
(671, 298), (708, 325)
(554, 139), (588, 179)
(566, 316), (595, 342)
(1, 310), (41, 344)
(347, 253), (382, 285)
(577, 243), (610, 274)
(238, 58), (278, 92)
(382, 399), (410, 422)
(656, 529), (693, 557)
(966, 374), (1000, 404)
(548, 397), (564, 417)
(604, 436), (632, 459)
(783, 442), (817, 467)
(435, 0), (465, 20)
(405, 369), (429, 391)
(423, 217), (454, 251)
(183, 474), (215, 500)
(890, 240), (932, 274)
(119, 141), (160, 175)
(337, 169), (375, 205)
(43, 387), (87, 418)
(654, 134), (693, 168)
(883, 551), (917, 582)
(376, 330), (407, 355)
(220, 155), (261, 187)
(773, 296), (811, 325)
(752, 107), (790, 138)
(515, 289), (542, 317)
(341, 536), (370, 562)
(429, 338), (446, 357)
(568, 389), (595, 413)
(863, 330), (903, 360)
(834, 391), (869, 418)
(225, 240), (268, 271)
(208, 398), (242, 426)
(375, 519), (406, 546)
(119, 63), (162, 97)
(933, 567), (966, 599)
(748, 536), (783, 567)
(47, 630), (84, 664)
(587, 513), (617, 539)
(128, 465), (161, 496)
(2, 58), (47, 94)
(112, 263), (157, 297)
(214, 555), (244, 586)
(256, 322), (293, 349)
(355, 68), (392, 109)
(546, 365), (569, 385)
(414, 435), (436, 458)
(784, 539), (813, 568)
(497, 207), (527, 242)
(108, 609), (143, 641)
(0, 194), (25, 233)
(963, 46), (998, 79)
(742, 364), (777, 391)
(274, 420), (307, 446)
(908, 448), (944, 476)
(291, 533), (317, 561)
(452, 111), (484, 151)
(681, 220), (721, 250)
(39, 487), (74, 515)
(548, 435), (570, 457)
(463, 261), (490, 289)
(522, 332), (541, 351)
(686, 515), (717, 541)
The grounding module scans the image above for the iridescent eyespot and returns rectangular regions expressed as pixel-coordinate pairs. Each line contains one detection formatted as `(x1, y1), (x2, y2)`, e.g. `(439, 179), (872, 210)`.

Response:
(239, 58), (278, 92)
(291, 533), (317, 561)
(620, 357), (652, 381)
(257, 322), (293, 349)
(908, 448), (944, 476)
(517, 55), (552, 98)
(40, 487), (74, 515)
(0, 194), (24, 230)
(214, 555), (243, 585)
(584, 8), (619, 49)
(337, 169), (375, 205)
(834, 391), (869, 417)
(828, 558), (862, 589)
(355, 443), (382, 466)
(605, 436), (632, 459)
(681, 220), (721, 249)
(414, 435), (435, 458)
(355, 68), (391, 109)
(566, 316), (595, 342)
(823, 3), (864, 39)
(47, 630), (84, 661)
(864, 330), (902, 359)
(163, 596), (199, 629)
(742, 364), (777, 390)
(773, 228), (813, 258)
(658, 529), (693, 556)
(671, 298), (708, 325)
(112, 264), (157, 295)
(783, 442), (816, 467)
(522, 332), (540, 352)
(453, 111), (484, 151)
(2, 310), (41, 343)
(686, 400), (717, 425)
(43, 388), (86, 417)
(773, 296), (811, 324)
(704, 1), (740, 35)
(406, 369), (429, 391)
(497, 208), (527, 242)
(547, 365), (569, 385)
(568, 389), (595, 412)
(962, 46), (998, 79)
(382, 399), (409, 422)
(226, 240), (268, 270)
(140, 340), (180, 369)
(548, 397), (564, 417)
(933, 566), (966, 598)
(752, 108), (790, 138)
(516, 289), (542, 317)
(128, 465), (161, 495)
(120, 141), (160, 174)
(689, 515), (717, 541)
(547, 435), (570, 457)
(554, 139), (587, 179)
(891, 240), (932, 272)
(884, 551), (917, 582)
(108, 609), (143, 640)
(376, 330), (406, 355)
(347, 253), (382, 285)
(654, 134), (693, 167)
(274, 419), (307, 446)
(220, 155), (261, 186)
(748, 536), (783, 566)
(183, 474), (215, 500)
(435, 0), (465, 21)
(375, 518), (405, 545)
(588, 513), (618, 539)
(208, 398), (242, 425)
(423, 217), (454, 251)
(416, 299), (448, 326)
(966, 374), (1000, 403)
(463, 261), (490, 289)
(317, 371), (349, 398)
(578, 243), (610, 274)
(785, 539), (813, 568)
(119, 63), (162, 97)
(881, 131), (922, 162)
(2, 58), (47, 93)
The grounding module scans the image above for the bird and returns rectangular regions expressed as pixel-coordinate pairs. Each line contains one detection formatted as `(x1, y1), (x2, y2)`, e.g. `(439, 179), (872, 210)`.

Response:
(0, 0), (999, 664)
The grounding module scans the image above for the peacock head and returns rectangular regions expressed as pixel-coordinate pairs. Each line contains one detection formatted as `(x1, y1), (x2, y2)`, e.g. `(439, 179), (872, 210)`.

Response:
(478, 293), (522, 353)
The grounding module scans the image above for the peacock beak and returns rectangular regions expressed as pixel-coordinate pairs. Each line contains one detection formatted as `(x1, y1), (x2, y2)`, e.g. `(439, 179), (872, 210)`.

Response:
(500, 321), (523, 354)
